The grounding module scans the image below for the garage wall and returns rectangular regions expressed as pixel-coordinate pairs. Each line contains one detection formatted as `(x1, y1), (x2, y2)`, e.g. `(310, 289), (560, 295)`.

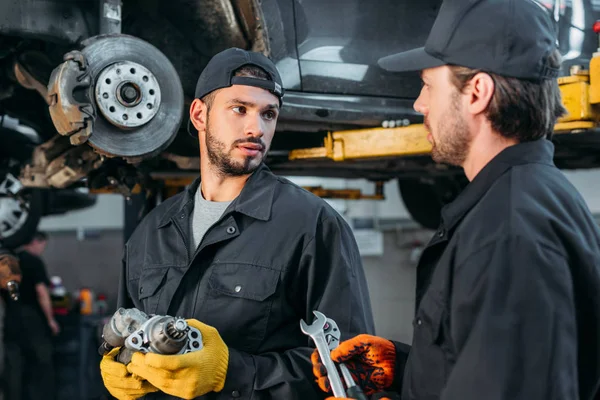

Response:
(42, 230), (123, 312)
(361, 228), (432, 344)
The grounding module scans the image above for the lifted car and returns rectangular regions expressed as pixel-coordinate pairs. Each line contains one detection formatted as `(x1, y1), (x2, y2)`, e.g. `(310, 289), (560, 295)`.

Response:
(1, 0), (600, 239)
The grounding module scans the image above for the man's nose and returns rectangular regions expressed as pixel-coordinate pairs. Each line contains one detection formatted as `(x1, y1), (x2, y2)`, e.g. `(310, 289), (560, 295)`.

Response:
(245, 114), (265, 137)
(413, 88), (428, 115)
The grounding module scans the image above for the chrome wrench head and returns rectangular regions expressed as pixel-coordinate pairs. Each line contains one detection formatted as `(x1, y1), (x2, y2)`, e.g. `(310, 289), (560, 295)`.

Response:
(300, 310), (327, 336)
(300, 311), (346, 398)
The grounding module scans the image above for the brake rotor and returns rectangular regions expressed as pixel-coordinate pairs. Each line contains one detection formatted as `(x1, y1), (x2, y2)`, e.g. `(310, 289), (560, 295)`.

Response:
(95, 61), (161, 129)
(82, 35), (184, 159)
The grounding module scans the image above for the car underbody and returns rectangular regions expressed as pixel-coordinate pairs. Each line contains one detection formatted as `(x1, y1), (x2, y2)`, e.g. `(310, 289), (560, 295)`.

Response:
(1, 0), (600, 242)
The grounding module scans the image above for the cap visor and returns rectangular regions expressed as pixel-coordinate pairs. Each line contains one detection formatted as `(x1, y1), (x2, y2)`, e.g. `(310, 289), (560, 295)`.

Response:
(378, 47), (445, 72)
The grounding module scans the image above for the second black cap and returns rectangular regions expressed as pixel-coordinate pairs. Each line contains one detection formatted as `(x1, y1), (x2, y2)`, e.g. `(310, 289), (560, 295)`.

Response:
(378, 0), (560, 81)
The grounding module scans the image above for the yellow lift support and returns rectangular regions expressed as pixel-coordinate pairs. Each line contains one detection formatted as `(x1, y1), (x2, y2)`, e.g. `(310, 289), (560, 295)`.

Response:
(290, 61), (600, 163)
(147, 52), (600, 201)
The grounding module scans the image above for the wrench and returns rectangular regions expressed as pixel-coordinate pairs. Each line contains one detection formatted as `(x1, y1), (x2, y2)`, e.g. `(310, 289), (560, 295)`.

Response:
(325, 318), (369, 400)
(300, 311), (346, 398)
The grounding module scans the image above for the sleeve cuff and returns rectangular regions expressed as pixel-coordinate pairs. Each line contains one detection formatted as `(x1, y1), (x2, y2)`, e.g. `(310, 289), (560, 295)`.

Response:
(218, 348), (256, 399)
(391, 341), (411, 393)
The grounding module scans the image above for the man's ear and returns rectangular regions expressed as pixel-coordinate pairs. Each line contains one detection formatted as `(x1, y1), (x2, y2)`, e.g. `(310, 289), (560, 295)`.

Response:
(190, 98), (208, 134)
(466, 72), (495, 115)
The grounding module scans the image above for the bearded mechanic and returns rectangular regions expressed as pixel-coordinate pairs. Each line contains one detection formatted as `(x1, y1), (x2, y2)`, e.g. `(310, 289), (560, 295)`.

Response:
(99, 48), (375, 400)
(314, 0), (600, 399)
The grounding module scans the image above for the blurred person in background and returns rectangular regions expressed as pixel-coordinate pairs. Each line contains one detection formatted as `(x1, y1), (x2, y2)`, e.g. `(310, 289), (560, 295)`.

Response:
(2, 231), (59, 400)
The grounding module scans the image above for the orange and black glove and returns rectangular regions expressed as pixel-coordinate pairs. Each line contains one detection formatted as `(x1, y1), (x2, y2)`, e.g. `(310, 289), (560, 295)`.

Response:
(312, 334), (396, 396)
(325, 398), (392, 400)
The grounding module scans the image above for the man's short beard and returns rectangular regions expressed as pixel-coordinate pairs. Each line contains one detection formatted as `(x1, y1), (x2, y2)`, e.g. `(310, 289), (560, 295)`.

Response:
(430, 92), (470, 166)
(204, 113), (263, 177)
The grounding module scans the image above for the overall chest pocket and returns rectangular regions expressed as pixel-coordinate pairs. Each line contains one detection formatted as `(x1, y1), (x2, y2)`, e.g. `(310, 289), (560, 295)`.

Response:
(200, 263), (280, 353)
(136, 267), (170, 315)
(406, 292), (449, 399)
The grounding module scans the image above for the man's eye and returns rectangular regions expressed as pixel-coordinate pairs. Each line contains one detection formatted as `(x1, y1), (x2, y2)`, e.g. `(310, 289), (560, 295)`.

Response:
(232, 106), (246, 114)
(263, 110), (277, 121)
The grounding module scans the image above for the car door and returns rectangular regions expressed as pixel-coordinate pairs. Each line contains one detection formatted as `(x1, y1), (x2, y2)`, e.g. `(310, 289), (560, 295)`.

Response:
(292, 0), (442, 99)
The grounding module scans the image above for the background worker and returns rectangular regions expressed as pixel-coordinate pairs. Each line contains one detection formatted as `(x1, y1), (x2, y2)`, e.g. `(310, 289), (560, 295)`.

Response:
(100, 47), (375, 400)
(313, 0), (600, 399)
(3, 231), (59, 400)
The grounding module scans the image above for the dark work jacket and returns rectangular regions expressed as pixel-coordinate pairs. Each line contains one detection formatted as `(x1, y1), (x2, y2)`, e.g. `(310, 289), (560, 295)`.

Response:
(118, 164), (375, 400)
(393, 139), (600, 400)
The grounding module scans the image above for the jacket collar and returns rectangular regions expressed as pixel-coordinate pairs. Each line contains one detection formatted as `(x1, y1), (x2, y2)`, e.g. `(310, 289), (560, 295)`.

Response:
(158, 163), (276, 227)
(440, 139), (556, 231)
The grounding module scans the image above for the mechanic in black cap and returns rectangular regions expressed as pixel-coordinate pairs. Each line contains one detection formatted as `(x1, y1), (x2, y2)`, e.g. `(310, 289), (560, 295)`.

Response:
(100, 47), (375, 400)
(313, 1), (600, 399)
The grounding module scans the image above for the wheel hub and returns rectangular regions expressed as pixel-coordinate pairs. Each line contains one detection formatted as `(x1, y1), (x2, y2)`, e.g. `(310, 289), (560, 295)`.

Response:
(95, 61), (161, 129)
(0, 174), (28, 240)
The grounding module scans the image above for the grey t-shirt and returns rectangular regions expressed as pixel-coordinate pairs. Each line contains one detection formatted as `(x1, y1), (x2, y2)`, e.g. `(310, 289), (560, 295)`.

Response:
(190, 186), (232, 256)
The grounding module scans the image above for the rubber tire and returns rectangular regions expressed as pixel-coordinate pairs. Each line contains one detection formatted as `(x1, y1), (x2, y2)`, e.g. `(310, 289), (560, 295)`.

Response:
(0, 189), (43, 249)
(398, 177), (467, 230)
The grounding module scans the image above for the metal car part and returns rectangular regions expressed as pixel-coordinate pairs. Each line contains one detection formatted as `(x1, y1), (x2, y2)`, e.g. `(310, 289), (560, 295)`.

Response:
(20, 135), (103, 189)
(125, 315), (202, 356)
(44, 146), (103, 189)
(47, 50), (96, 146)
(80, 34), (184, 160)
(0, 250), (21, 302)
(13, 61), (51, 105)
(100, 307), (149, 360)
(6, 280), (19, 301)
(95, 61), (161, 129)
(100, 307), (202, 365)
(99, 0), (122, 35)
(0, 173), (28, 239)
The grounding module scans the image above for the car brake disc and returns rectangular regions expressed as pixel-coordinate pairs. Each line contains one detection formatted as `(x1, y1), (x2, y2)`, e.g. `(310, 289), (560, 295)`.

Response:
(81, 34), (184, 160)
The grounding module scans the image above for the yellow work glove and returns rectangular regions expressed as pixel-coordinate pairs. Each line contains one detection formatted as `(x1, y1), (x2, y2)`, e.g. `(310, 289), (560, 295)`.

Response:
(127, 319), (229, 400)
(100, 347), (159, 400)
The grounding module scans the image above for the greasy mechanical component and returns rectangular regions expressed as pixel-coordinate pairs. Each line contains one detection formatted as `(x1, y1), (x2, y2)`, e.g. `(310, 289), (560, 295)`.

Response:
(95, 61), (161, 129)
(81, 34), (184, 160)
(0, 249), (21, 301)
(99, 0), (122, 35)
(48, 50), (96, 146)
(20, 135), (103, 189)
(13, 61), (51, 105)
(0, 173), (26, 239)
(100, 307), (203, 364)
(0, 173), (42, 248)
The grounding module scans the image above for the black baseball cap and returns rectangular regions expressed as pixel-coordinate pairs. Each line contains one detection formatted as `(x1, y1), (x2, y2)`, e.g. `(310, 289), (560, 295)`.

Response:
(188, 47), (284, 136)
(378, 0), (560, 81)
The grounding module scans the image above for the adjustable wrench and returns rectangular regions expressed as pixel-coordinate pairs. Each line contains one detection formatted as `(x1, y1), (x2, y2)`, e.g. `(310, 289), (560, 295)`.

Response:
(325, 318), (369, 400)
(300, 311), (346, 398)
